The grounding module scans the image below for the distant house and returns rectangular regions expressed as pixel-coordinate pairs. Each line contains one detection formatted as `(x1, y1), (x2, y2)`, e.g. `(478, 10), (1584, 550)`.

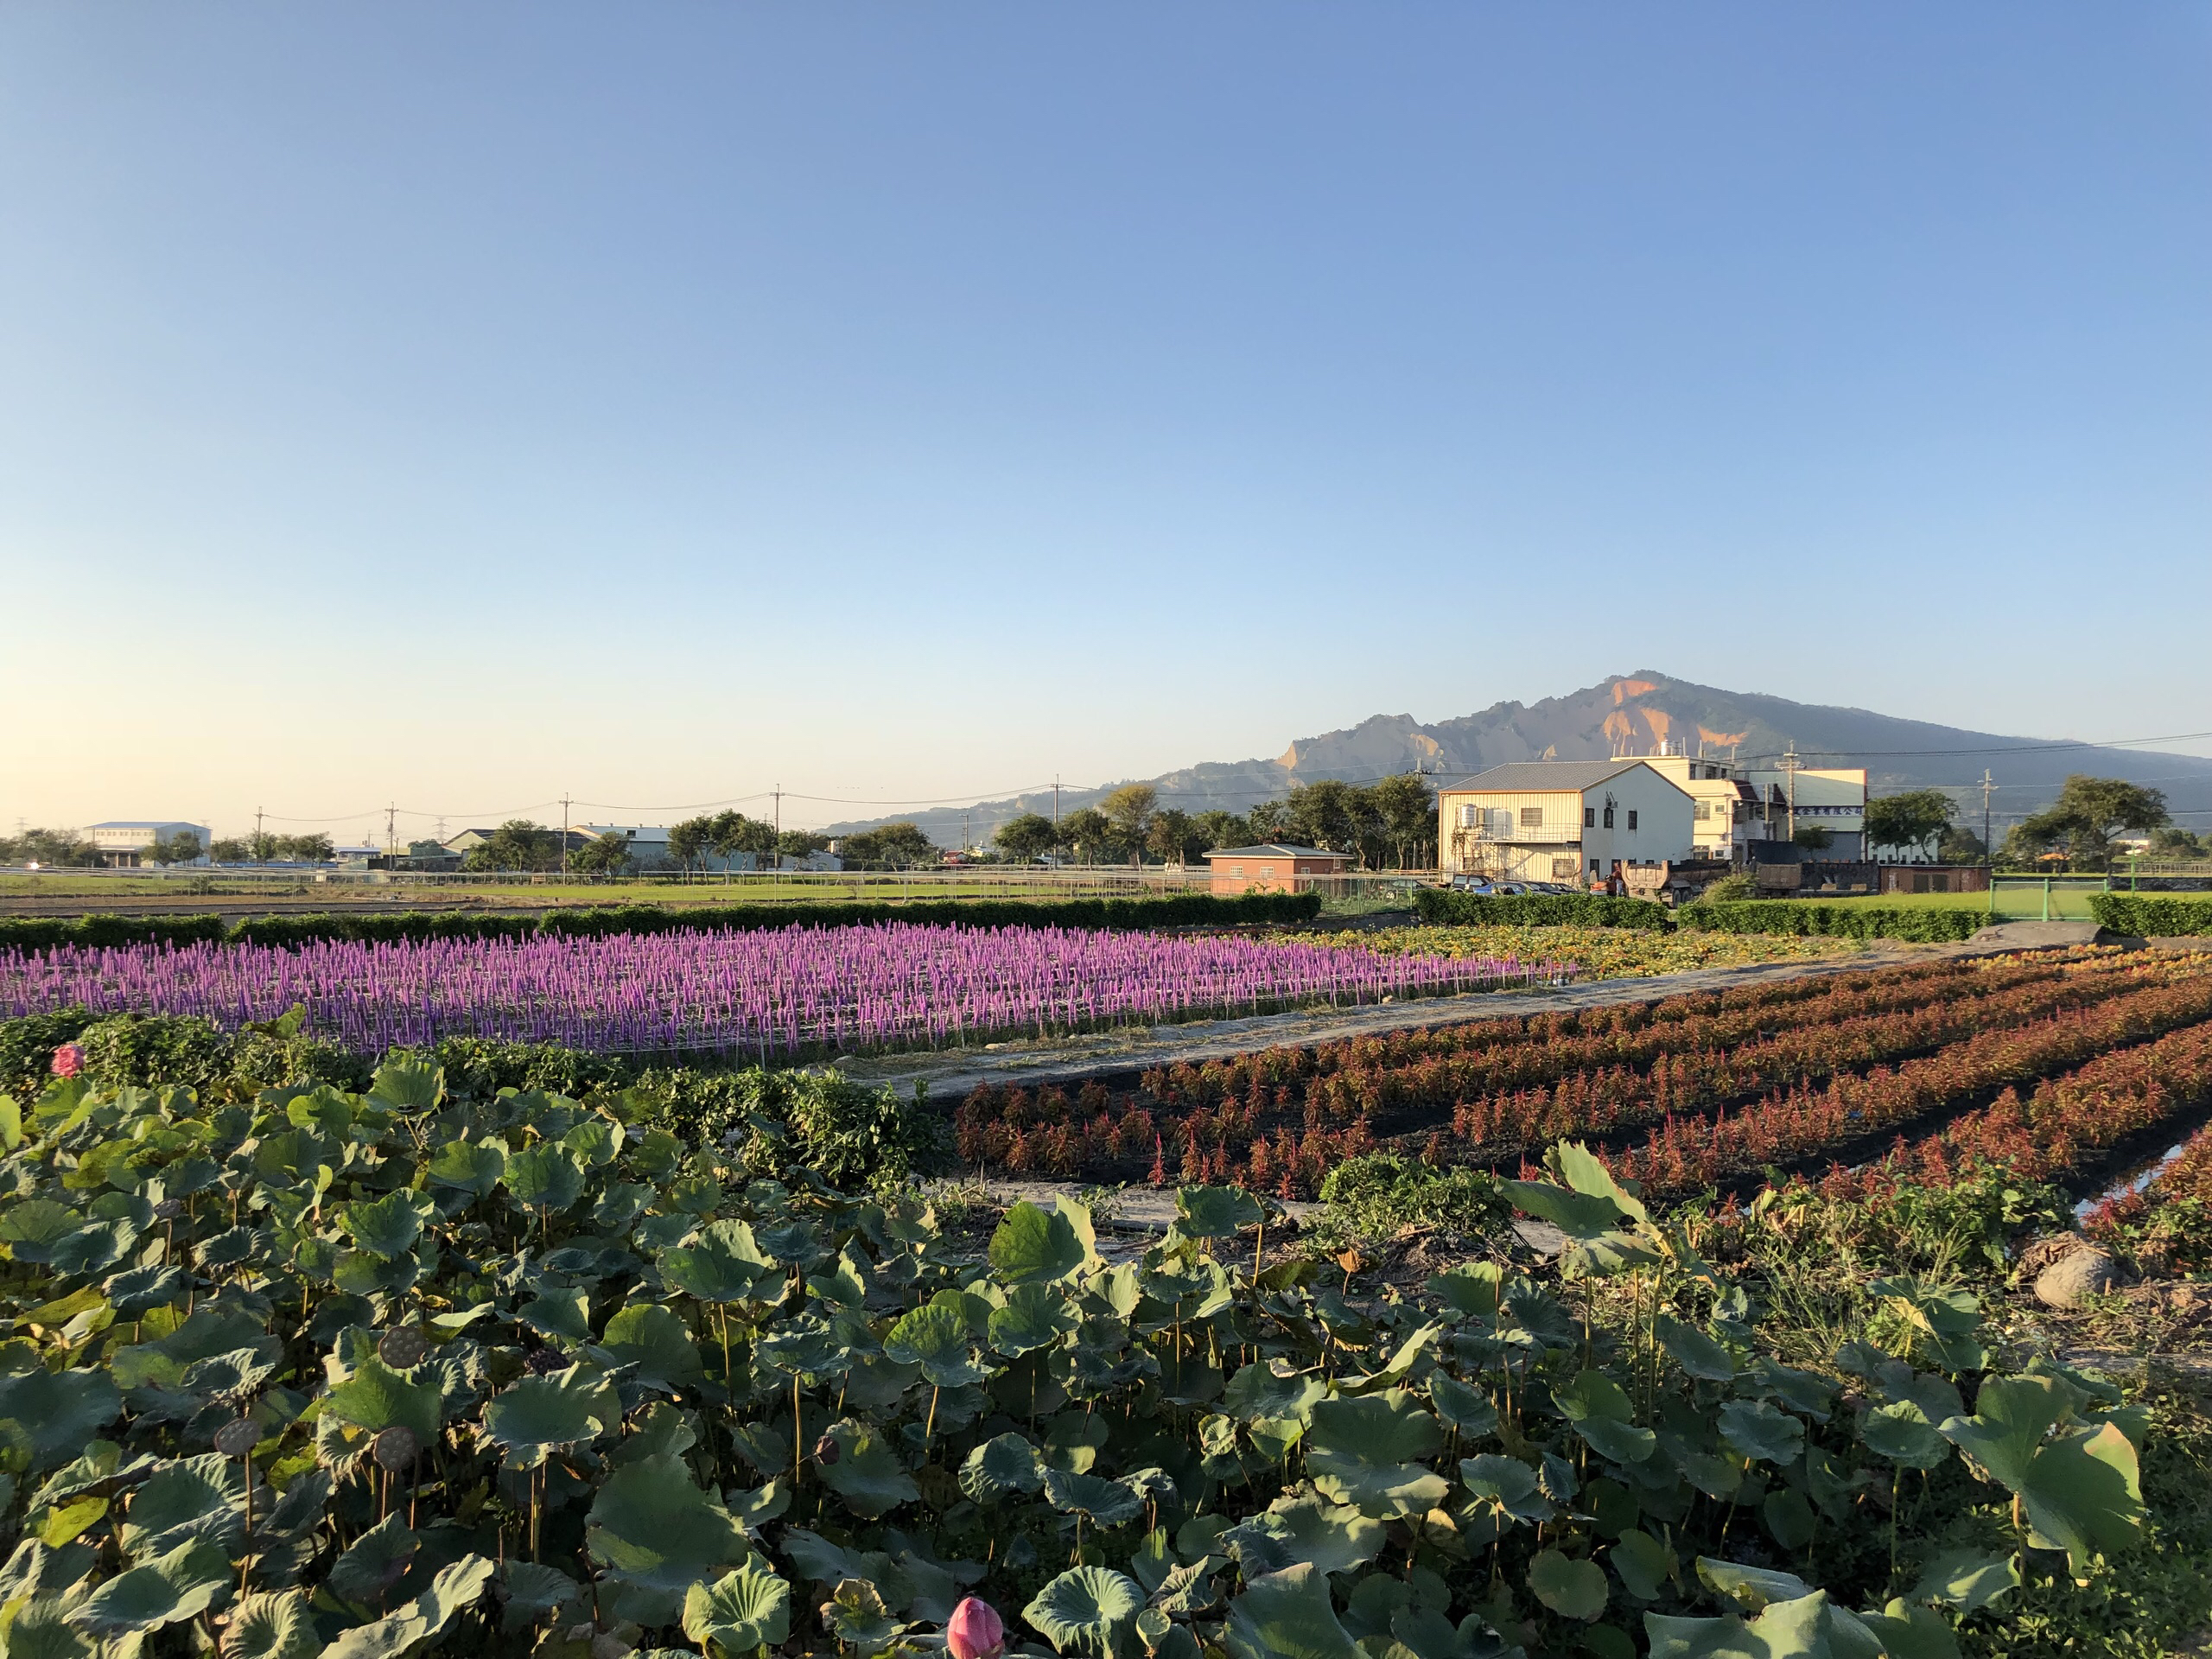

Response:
(1642, 753), (1781, 862)
(1435, 761), (1694, 884)
(1743, 766), (1868, 859)
(1205, 844), (1351, 895)
(86, 821), (210, 868)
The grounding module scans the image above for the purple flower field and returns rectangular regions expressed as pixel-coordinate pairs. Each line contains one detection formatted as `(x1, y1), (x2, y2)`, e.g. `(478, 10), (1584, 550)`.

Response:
(0, 922), (1571, 1058)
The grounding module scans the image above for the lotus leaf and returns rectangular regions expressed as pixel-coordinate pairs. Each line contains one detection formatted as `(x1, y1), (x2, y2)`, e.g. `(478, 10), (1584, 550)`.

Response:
(819, 1580), (904, 1654)
(323, 1356), (442, 1444)
(962, 1433), (1046, 1503)
(3, 1596), (90, 1659)
(989, 1283), (1078, 1356)
(1554, 1370), (1656, 1465)
(1222, 1493), (1384, 1578)
(36, 1497), (106, 1549)
(585, 1454), (752, 1598)
(1307, 1389), (1449, 1518)
(660, 1221), (776, 1305)
(601, 1302), (703, 1394)
(103, 1264), (186, 1319)
(1554, 1141), (1650, 1224)
(1529, 1549), (1609, 1621)
(367, 1059), (443, 1114)
(1862, 1403), (1948, 1470)
(1761, 1491), (1816, 1552)
(68, 1538), (229, 1636)
(1609, 1531), (1675, 1601)
(1655, 1316), (1737, 1382)
(505, 1144), (586, 1214)
(1045, 1468), (1146, 1528)
(520, 1287), (594, 1346)
(1174, 1185), (1263, 1240)
(989, 1200), (1094, 1287)
(1428, 1375), (1499, 1439)
(0, 1368), (122, 1471)
(118, 1454), (245, 1557)
(221, 1591), (319, 1659)
(1939, 1375), (2143, 1574)
(816, 1419), (920, 1519)
(1869, 1280), (1985, 1374)
(425, 1138), (505, 1198)
(1717, 1401), (1803, 1465)
(321, 1554), (495, 1659)
(328, 1516), (419, 1604)
(1223, 1563), (1363, 1659)
(885, 1301), (986, 1389)
(340, 1190), (430, 1260)
(1426, 1262), (1506, 1320)
(498, 1562), (587, 1631)
(1459, 1455), (1552, 1524)
(1906, 1549), (2018, 1614)
(1025, 1565), (1146, 1659)
(1696, 1560), (1812, 1613)
(1644, 1590), (1834, 1659)
(682, 1558), (791, 1655)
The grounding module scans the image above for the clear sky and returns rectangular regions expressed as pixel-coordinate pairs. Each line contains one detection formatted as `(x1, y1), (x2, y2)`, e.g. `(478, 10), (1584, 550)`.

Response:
(3, 4), (2207, 842)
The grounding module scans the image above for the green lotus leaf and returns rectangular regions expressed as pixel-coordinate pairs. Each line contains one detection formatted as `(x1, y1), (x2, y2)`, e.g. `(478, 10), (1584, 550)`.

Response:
(601, 1302), (703, 1394)
(483, 1365), (620, 1463)
(67, 1538), (229, 1636)
(1175, 1185), (1263, 1240)
(1428, 1375), (1498, 1439)
(0, 1200), (86, 1263)
(1656, 1316), (1737, 1382)
(426, 1139), (505, 1198)
(1553, 1141), (1649, 1226)
(1425, 1262), (1506, 1320)
(499, 1562), (587, 1631)
(1862, 1403), (1948, 1470)
(1837, 1599), (1956, 1659)
(725, 1478), (791, 1535)
(505, 1144), (586, 1214)
(1044, 1468), (1145, 1528)
(36, 1497), (106, 1550)
(563, 1117), (622, 1167)
(1644, 1590), (1833, 1659)
(681, 1558), (791, 1655)
(1696, 1559), (1812, 1613)
(0, 1368), (122, 1471)
(990, 1201), (1095, 1287)
(819, 1580), (904, 1654)
(989, 1283), (1079, 1357)
(1939, 1376), (2143, 1575)
(323, 1356), (442, 1445)
(1906, 1549), (2018, 1615)
(216, 1591), (317, 1659)
(815, 1419), (920, 1519)
(118, 1454), (245, 1558)
(1554, 1370), (1656, 1465)
(520, 1287), (594, 1346)
(181, 1346), (276, 1402)
(340, 1190), (429, 1261)
(1659, 1433), (1743, 1502)
(321, 1554), (495, 1659)
(1869, 1281), (1985, 1374)
(1762, 1490), (1816, 1552)
(103, 1264), (186, 1319)
(1307, 1389), (1449, 1518)
(1459, 1455), (1553, 1524)
(368, 1058), (444, 1114)
(1221, 1493), (1384, 1578)
(1025, 1564), (1146, 1659)
(1498, 1179), (1624, 1238)
(1529, 1548), (1609, 1621)
(585, 1454), (752, 1598)
(1610, 1530), (1675, 1601)
(3, 1595), (91, 1659)
(885, 1301), (986, 1389)
(961, 1433), (1046, 1503)
(1223, 1563), (1362, 1659)
(1748, 1361), (1835, 1424)
(660, 1221), (776, 1306)
(1718, 1402), (1803, 1466)
(328, 1516), (420, 1604)
(1220, 1361), (1325, 1426)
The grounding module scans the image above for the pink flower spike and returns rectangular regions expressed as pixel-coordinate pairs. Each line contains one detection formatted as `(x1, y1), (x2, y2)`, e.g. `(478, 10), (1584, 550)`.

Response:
(49, 1043), (83, 1078)
(947, 1598), (1005, 1659)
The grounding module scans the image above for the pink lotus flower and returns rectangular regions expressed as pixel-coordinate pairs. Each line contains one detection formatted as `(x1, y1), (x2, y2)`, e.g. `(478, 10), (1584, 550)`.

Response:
(48, 1044), (83, 1078)
(946, 1598), (1004, 1659)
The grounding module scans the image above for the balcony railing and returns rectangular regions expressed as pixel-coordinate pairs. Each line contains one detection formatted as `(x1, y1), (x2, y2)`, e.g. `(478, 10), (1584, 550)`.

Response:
(1451, 823), (1582, 845)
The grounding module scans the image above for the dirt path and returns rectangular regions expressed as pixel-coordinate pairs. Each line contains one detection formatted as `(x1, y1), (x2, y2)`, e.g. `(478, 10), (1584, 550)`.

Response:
(842, 940), (1946, 1103)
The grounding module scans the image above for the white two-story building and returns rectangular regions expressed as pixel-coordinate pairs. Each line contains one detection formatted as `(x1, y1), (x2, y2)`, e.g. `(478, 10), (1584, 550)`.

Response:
(1435, 761), (1697, 884)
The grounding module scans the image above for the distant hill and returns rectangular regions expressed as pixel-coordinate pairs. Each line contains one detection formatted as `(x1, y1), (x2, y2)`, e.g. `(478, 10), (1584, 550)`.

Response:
(824, 672), (2212, 848)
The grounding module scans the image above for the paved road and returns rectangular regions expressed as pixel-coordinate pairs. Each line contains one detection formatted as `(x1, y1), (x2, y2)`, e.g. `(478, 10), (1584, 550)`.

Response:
(842, 941), (1945, 1103)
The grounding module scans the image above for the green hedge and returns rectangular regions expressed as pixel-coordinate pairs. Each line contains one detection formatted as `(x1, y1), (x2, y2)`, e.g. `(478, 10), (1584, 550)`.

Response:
(0, 889), (1320, 955)
(1413, 890), (1673, 930)
(1676, 902), (1986, 942)
(2088, 894), (2212, 938)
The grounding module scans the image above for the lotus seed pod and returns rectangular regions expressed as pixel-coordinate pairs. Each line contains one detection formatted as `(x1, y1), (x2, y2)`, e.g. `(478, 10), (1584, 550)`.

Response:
(813, 1433), (842, 1465)
(378, 1327), (429, 1369)
(372, 1426), (421, 1471)
(213, 1417), (260, 1458)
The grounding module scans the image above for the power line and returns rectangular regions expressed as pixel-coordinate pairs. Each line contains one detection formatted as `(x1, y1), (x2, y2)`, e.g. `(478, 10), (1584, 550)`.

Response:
(1729, 728), (2212, 763)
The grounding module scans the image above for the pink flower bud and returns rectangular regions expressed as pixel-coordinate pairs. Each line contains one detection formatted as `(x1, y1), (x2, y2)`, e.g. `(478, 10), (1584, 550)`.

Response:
(49, 1044), (83, 1078)
(946, 1598), (1005, 1659)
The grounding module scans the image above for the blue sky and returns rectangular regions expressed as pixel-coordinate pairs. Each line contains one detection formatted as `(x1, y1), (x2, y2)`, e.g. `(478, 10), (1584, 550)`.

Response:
(2, 4), (2207, 839)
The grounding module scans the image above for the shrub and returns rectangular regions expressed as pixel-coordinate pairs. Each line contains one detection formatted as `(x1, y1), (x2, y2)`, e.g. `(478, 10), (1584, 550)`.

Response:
(1311, 1150), (1510, 1251)
(0, 1006), (99, 1097)
(2089, 893), (2212, 938)
(1676, 901), (1986, 942)
(1412, 890), (1671, 929)
(70, 1011), (235, 1093)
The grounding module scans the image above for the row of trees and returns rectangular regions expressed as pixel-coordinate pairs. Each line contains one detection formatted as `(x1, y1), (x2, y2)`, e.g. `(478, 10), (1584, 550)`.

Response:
(665, 812), (836, 879)
(0, 827), (103, 867)
(1866, 775), (2195, 870)
(207, 831), (334, 864)
(991, 775), (1440, 868)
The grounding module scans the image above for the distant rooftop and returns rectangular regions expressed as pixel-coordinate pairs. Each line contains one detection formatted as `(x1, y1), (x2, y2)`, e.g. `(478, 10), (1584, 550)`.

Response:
(1204, 843), (1351, 860)
(1436, 760), (1648, 793)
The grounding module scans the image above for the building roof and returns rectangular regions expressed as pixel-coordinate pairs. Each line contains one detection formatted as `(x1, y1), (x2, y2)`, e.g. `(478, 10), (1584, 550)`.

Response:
(1204, 843), (1351, 861)
(88, 820), (204, 830)
(1436, 760), (1649, 794)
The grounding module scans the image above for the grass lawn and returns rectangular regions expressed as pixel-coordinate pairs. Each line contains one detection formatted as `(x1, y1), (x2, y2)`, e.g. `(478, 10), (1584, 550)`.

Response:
(1813, 886), (2111, 920)
(1291, 921), (1866, 978)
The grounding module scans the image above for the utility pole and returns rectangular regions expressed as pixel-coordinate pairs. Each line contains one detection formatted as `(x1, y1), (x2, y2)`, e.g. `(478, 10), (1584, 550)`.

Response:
(560, 794), (571, 876)
(1980, 770), (1995, 868)
(254, 806), (264, 857)
(385, 803), (397, 860)
(1777, 744), (1803, 843)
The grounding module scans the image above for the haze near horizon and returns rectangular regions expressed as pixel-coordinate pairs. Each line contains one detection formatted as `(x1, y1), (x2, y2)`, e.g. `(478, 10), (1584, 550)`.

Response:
(2, 5), (2207, 839)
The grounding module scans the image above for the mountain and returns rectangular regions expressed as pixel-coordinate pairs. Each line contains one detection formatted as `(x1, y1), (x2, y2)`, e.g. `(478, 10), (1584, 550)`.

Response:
(823, 671), (2212, 847)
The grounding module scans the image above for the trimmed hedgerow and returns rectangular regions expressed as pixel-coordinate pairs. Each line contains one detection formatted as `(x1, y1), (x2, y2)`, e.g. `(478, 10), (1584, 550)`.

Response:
(1412, 889), (1671, 929)
(1676, 900), (1986, 942)
(2089, 893), (2212, 938)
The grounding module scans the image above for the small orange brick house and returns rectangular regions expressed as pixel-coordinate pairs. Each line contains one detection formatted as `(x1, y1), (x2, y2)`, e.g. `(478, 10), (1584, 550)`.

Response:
(1204, 843), (1352, 895)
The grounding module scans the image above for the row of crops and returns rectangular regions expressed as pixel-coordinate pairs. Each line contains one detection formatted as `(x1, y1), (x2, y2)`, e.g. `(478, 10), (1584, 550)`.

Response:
(0, 1046), (2164, 1659)
(953, 950), (2212, 1197)
(0, 926), (1567, 1061)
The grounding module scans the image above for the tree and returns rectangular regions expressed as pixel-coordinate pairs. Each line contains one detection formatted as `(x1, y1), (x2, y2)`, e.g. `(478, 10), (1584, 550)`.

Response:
(1936, 823), (1988, 864)
(1865, 790), (1955, 859)
(1285, 780), (1376, 861)
(209, 838), (249, 864)
(2017, 774), (2170, 871)
(1100, 786), (1159, 865)
(1192, 810), (1252, 855)
(569, 832), (632, 876)
(1793, 825), (1834, 852)
(777, 830), (830, 861)
(277, 834), (335, 862)
(1145, 809), (1202, 866)
(2147, 826), (2209, 858)
(1058, 808), (1113, 866)
(837, 822), (938, 868)
(165, 830), (204, 865)
(669, 817), (713, 880)
(1245, 800), (1292, 842)
(1367, 774), (1438, 870)
(462, 821), (561, 873)
(0, 828), (100, 868)
(707, 811), (777, 882)
(993, 812), (1060, 864)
